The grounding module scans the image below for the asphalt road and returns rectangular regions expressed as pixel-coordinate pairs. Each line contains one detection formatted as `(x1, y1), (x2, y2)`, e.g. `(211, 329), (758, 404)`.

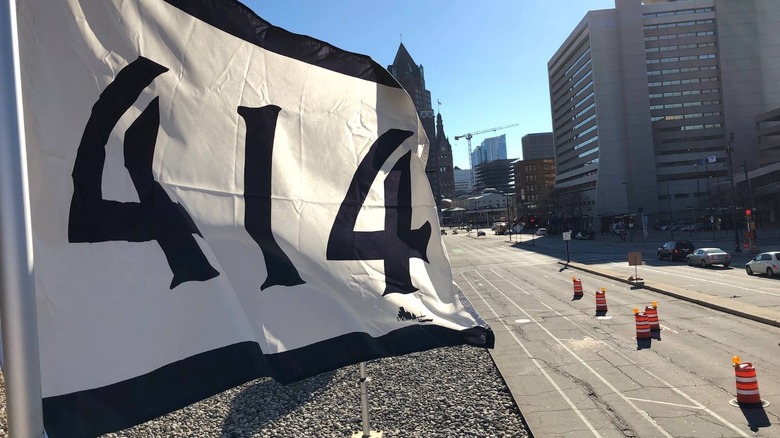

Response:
(444, 229), (780, 438)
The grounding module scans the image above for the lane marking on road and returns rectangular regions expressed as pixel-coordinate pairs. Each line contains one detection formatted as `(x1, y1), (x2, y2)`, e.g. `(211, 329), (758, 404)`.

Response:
(459, 273), (604, 438)
(485, 268), (750, 438)
(479, 271), (675, 438)
(625, 397), (703, 409)
(659, 324), (678, 334)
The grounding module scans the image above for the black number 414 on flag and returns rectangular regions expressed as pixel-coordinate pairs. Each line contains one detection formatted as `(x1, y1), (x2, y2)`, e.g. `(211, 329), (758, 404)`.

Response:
(68, 57), (430, 294)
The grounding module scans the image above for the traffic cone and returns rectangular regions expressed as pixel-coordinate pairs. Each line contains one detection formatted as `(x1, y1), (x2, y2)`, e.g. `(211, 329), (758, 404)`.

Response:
(633, 308), (651, 339)
(572, 277), (583, 298)
(732, 356), (762, 405)
(645, 301), (660, 331)
(595, 288), (608, 314)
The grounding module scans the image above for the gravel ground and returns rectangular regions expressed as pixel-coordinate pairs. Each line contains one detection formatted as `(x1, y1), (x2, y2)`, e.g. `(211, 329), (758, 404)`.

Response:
(0, 346), (530, 437)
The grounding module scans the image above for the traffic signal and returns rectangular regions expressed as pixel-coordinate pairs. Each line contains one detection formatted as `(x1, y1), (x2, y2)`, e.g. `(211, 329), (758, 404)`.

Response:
(745, 209), (752, 217)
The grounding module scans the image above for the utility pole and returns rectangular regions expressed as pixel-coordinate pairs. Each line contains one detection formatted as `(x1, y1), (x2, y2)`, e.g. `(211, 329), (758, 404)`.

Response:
(726, 133), (740, 252)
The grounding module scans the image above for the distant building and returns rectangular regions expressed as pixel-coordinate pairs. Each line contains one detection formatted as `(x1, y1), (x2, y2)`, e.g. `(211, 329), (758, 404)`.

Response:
(471, 134), (507, 167)
(474, 159), (514, 194)
(453, 167), (473, 195)
(549, 0), (780, 231)
(514, 159), (556, 219)
(521, 133), (554, 160)
(388, 43), (455, 204)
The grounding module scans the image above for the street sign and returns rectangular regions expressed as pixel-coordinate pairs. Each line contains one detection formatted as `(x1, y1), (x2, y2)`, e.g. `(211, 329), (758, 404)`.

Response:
(563, 231), (572, 241)
(628, 252), (643, 266)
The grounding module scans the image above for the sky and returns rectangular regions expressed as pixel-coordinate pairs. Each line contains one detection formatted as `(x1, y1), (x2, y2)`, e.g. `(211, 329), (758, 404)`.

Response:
(244, 0), (617, 169)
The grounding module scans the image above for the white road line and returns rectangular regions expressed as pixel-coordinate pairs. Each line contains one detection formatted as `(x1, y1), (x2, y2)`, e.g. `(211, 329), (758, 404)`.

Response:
(486, 268), (750, 437)
(479, 271), (675, 438)
(459, 273), (603, 438)
(659, 324), (678, 334)
(625, 397), (703, 409)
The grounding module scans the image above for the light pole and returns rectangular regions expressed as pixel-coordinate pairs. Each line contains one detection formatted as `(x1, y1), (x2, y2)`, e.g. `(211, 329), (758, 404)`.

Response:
(726, 133), (741, 252)
(503, 192), (514, 242)
(622, 181), (633, 242)
(666, 179), (674, 241)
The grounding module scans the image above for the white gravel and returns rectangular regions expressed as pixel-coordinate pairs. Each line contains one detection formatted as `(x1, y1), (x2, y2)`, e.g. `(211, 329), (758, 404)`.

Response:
(0, 346), (530, 437)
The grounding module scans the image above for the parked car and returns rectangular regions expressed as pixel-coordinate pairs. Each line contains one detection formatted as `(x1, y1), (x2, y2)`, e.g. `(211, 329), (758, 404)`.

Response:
(574, 230), (595, 240)
(657, 240), (695, 261)
(536, 228), (548, 236)
(745, 251), (780, 277)
(686, 248), (731, 268)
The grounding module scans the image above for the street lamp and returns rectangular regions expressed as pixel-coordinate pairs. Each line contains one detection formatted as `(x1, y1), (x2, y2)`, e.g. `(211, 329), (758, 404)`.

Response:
(726, 133), (741, 252)
(622, 181), (633, 242)
(502, 191), (514, 242)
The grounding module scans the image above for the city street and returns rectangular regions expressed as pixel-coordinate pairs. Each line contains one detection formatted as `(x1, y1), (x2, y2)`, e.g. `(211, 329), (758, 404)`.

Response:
(445, 229), (780, 437)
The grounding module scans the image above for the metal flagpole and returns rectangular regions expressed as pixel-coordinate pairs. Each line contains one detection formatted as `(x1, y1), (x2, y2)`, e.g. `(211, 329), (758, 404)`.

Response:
(353, 362), (381, 438)
(0, 0), (46, 436)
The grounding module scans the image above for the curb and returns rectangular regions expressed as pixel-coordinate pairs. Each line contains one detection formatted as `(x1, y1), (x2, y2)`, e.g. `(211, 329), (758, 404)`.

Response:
(558, 261), (780, 329)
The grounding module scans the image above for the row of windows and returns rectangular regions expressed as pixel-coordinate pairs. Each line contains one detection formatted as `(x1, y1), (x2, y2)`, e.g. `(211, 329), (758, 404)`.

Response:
(650, 99), (721, 110)
(564, 47), (592, 77)
(643, 7), (713, 19)
(574, 81), (593, 99)
(648, 77), (717, 88)
(645, 42), (715, 53)
(574, 92), (594, 109)
(553, 75), (593, 113)
(655, 134), (723, 147)
(645, 30), (715, 41)
(557, 158), (600, 178)
(644, 19), (714, 30)
(649, 88), (719, 99)
(556, 123), (597, 150)
(573, 135), (599, 151)
(646, 53), (716, 64)
(575, 102), (595, 118)
(554, 89), (594, 124)
(651, 111), (721, 122)
(572, 69), (593, 91)
(525, 174), (539, 182)
(648, 65), (717, 76)
(579, 147), (599, 158)
(574, 113), (597, 130)
(656, 122), (722, 132)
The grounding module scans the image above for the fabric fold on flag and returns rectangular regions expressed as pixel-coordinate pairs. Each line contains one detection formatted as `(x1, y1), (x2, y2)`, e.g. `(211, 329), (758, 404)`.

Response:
(18, 0), (493, 436)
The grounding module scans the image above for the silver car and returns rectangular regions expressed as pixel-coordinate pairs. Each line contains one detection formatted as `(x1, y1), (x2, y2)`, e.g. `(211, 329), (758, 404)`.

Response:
(686, 248), (731, 268)
(745, 251), (780, 277)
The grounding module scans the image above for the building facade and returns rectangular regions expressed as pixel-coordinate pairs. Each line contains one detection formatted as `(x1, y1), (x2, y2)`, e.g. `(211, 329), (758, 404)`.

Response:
(474, 159), (514, 194)
(549, 0), (780, 231)
(388, 43), (455, 205)
(521, 132), (555, 160)
(514, 158), (557, 219)
(453, 167), (473, 195)
(472, 134), (508, 167)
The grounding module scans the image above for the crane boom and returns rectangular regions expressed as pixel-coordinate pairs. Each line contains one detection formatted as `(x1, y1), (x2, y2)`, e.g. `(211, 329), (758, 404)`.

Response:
(454, 123), (519, 191)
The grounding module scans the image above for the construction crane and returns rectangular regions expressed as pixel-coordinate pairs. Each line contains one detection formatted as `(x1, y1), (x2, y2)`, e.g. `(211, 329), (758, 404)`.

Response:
(454, 123), (519, 190)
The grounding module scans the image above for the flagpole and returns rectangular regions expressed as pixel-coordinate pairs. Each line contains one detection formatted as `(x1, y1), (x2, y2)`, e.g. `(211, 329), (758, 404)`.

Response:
(0, 0), (46, 436)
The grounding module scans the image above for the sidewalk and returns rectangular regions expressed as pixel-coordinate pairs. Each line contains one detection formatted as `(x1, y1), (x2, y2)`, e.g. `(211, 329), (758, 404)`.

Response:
(559, 227), (780, 329)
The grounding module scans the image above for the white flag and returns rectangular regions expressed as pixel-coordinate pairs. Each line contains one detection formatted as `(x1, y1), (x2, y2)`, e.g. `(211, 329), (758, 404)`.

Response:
(18, 0), (493, 435)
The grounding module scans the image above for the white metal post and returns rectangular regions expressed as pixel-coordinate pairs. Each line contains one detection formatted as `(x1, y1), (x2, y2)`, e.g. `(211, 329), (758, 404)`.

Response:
(0, 0), (46, 436)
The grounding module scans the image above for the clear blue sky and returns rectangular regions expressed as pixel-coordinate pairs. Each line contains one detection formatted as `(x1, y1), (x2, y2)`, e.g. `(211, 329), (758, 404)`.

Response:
(244, 1), (616, 169)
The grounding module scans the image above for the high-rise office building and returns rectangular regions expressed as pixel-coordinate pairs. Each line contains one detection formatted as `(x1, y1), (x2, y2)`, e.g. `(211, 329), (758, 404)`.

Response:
(388, 43), (455, 203)
(471, 134), (507, 167)
(521, 133), (555, 160)
(549, 0), (780, 230)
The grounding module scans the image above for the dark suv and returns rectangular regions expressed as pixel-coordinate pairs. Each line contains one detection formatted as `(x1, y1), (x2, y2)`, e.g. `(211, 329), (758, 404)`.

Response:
(657, 240), (695, 261)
